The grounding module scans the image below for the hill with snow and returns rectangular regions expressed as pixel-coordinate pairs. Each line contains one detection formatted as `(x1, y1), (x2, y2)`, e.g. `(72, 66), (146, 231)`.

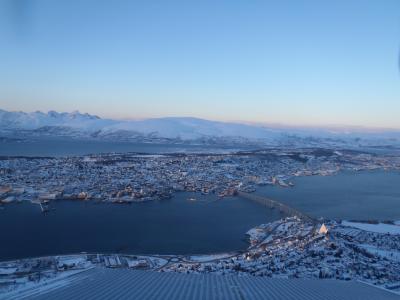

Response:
(1, 109), (400, 148)
(0, 109), (281, 143)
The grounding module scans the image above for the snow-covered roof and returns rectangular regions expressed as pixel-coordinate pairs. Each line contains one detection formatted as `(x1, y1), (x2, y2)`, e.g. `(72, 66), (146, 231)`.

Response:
(3, 267), (399, 300)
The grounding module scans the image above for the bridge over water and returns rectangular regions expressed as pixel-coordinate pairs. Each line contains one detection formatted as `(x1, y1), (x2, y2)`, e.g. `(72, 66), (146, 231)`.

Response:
(238, 191), (317, 224)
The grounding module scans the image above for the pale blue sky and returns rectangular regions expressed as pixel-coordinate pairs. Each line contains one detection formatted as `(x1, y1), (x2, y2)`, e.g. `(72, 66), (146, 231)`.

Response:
(1, 0), (400, 128)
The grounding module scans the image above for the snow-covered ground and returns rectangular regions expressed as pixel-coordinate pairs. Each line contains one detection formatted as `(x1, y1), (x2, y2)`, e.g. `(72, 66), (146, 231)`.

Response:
(342, 221), (400, 235)
(359, 244), (400, 262)
(2, 108), (400, 146)
(0, 267), (17, 275)
(187, 253), (235, 262)
(1, 217), (400, 295)
(0, 268), (92, 300)
(162, 218), (400, 293)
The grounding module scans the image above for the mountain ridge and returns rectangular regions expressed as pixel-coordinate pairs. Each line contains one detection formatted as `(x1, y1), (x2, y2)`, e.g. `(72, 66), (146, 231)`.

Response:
(1, 109), (399, 147)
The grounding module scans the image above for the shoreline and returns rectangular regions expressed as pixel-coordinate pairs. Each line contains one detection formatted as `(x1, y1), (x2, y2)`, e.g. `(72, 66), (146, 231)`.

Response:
(2, 217), (400, 294)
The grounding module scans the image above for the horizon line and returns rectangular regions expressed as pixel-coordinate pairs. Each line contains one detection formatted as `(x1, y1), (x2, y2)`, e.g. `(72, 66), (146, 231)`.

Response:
(2, 107), (400, 132)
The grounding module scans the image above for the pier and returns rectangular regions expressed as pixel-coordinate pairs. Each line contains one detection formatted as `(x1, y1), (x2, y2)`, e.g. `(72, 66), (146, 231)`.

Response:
(238, 191), (316, 224)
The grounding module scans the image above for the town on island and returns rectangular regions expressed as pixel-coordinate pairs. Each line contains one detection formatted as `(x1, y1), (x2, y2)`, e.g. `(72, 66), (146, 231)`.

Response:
(1, 147), (400, 296)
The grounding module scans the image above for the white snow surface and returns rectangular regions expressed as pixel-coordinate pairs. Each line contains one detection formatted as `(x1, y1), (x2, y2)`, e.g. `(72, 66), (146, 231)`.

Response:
(0, 267), (18, 275)
(101, 117), (280, 140)
(0, 109), (279, 140)
(0, 109), (111, 130)
(2, 109), (400, 144)
(342, 221), (400, 235)
(359, 244), (400, 262)
(188, 253), (234, 262)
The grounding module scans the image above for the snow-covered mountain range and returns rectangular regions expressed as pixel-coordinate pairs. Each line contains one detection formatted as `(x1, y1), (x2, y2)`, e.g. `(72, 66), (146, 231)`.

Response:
(1, 109), (399, 147)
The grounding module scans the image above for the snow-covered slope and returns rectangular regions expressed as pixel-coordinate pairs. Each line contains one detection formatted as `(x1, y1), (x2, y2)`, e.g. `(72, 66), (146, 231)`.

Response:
(101, 117), (281, 140)
(0, 109), (113, 130)
(0, 109), (281, 142)
(1, 109), (400, 147)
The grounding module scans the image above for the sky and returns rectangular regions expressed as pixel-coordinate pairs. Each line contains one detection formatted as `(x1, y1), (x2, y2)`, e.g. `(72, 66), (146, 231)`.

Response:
(0, 0), (400, 128)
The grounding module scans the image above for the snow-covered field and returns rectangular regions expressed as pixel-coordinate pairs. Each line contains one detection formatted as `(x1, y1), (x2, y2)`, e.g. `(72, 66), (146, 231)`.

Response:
(342, 221), (400, 235)
(359, 244), (400, 262)
(187, 253), (235, 262)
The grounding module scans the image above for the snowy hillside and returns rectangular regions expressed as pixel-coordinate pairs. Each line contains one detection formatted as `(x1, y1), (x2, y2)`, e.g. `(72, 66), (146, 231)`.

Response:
(100, 117), (281, 140)
(0, 109), (113, 130)
(0, 109), (281, 142)
(0, 109), (400, 147)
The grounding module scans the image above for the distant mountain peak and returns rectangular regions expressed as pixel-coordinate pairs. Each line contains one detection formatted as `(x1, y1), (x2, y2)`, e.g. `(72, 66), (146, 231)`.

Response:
(0, 108), (399, 147)
(0, 109), (104, 130)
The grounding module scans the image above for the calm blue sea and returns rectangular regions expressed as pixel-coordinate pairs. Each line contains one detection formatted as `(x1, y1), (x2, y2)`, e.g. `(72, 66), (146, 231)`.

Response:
(0, 138), (256, 156)
(1, 139), (399, 260)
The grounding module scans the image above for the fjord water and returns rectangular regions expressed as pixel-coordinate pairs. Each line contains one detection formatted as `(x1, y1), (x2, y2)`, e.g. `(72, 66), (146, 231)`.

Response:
(0, 193), (279, 261)
(1, 171), (399, 261)
(1, 138), (399, 260)
(0, 138), (256, 156)
(257, 170), (400, 221)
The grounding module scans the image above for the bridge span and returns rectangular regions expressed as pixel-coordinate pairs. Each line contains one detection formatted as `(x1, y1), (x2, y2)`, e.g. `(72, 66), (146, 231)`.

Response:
(238, 191), (316, 224)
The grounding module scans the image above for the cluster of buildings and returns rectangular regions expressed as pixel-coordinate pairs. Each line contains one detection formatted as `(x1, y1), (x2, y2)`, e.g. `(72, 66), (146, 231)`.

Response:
(1, 217), (399, 294)
(161, 217), (400, 292)
(1, 148), (399, 206)
(0, 253), (168, 294)
(1, 147), (400, 294)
